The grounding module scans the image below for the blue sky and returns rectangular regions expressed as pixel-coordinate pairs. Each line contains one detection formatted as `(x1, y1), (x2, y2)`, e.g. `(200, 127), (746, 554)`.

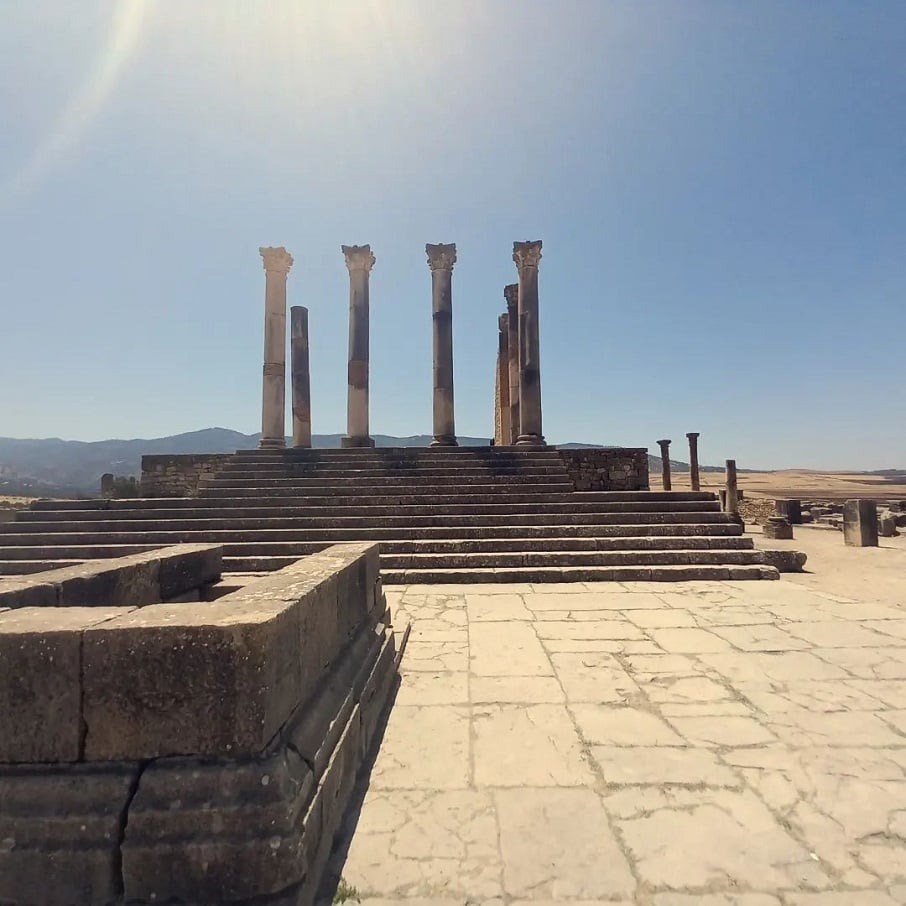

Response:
(1, 1), (904, 469)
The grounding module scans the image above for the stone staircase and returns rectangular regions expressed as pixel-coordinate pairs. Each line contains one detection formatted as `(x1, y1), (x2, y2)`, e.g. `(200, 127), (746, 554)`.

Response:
(0, 448), (778, 583)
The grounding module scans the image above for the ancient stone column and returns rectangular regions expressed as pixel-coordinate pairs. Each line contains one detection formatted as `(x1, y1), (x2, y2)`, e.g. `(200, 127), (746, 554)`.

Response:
(341, 245), (376, 448)
(686, 432), (701, 491)
(513, 241), (545, 446)
(259, 246), (293, 449)
(843, 499), (879, 547)
(657, 439), (672, 491)
(725, 459), (739, 516)
(497, 313), (511, 444)
(426, 243), (457, 447)
(504, 283), (520, 446)
(290, 306), (312, 449)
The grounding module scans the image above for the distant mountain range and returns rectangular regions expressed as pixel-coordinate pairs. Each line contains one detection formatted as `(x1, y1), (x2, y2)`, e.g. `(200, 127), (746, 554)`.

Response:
(0, 428), (695, 496)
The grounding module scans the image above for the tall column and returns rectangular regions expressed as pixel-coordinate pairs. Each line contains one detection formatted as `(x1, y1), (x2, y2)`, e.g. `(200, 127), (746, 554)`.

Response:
(657, 439), (672, 491)
(513, 241), (545, 446)
(290, 306), (312, 449)
(341, 244), (376, 448)
(426, 243), (457, 446)
(497, 313), (511, 444)
(686, 432), (701, 491)
(259, 246), (293, 449)
(504, 284), (520, 447)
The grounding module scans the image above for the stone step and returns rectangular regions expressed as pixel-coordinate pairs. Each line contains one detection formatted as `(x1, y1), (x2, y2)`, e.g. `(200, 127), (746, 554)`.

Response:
(203, 467), (570, 482)
(7, 512), (738, 531)
(0, 559), (84, 575)
(27, 491), (716, 512)
(0, 523), (745, 545)
(199, 475), (576, 491)
(21, 501), (721, 521)
(383, 563), (780, 583)
(198, 482), (576, 498)
(0, 535), (756, 561)
(231, 447), (562, 459)
(224, 549), (766, 573)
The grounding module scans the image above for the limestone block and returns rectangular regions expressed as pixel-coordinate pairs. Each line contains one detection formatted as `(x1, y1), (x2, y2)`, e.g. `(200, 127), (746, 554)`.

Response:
(0, 579), (57, 609)
(760, 549), (808, 572)
(49, 557), (160, 606)
(0, 607), (134, 762)
(763, 517), (793, 540)
(156, 543), (223, 599)
(843, 499), (879, 547)
(878, 511), (899, 537)
(774, 498), (802, 524)
(0, 762), (140, 906)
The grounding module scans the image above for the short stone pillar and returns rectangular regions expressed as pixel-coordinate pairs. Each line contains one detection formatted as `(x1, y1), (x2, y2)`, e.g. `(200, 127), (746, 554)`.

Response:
(686, 432), (701, 491)
(725, 459), (739, 516)
(426, 243), (458, 446)
(496, 313), (512, 444)
(879, 511), (899, 537)
(259, 246), (293, 449)
(504, 284), (520, 446)
(100, 473), (115, 497)
(290, 306), (312, 449)
(513, 241), (545, 446)
(775, 498), (802, 525)
(763, 516), (793, 540)
(341, 245), (376, 448)
(657, 439), (672, 491)
(843, 499), (879, 547)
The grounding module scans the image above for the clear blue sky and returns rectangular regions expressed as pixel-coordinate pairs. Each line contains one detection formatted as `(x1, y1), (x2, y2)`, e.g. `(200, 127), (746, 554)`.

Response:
(1, 1), (904, 470)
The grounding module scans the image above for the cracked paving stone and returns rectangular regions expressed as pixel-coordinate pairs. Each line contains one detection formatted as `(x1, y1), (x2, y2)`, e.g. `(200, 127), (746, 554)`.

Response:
(652, 894), (782, 905)
(496, 787), (634, 899)
(525, 591), (664, 611)
(470, 621), (552, 676)
(764, 709), (906, 747)
(784, 893), (901, 905)
(394, 670), (469, 706)
(590, 745), (739, 785)
(465, 593), (533, 621)
(708, 624), (813, 651)
(401, 640), (469, 672)
(369, 705), (469, 790)
(473, 704), (595, 787)
(470, 675), (565, 704)
(626, 608), (700, 628)
(666, 714), (778, 747)
(643, 675), (735, 705)
(340, 789), (503, 901)
(786, 621), (898, 648)
(614, 788), (830, 889)
(648, 627), (734, 652)
(570, 704), (684, 745)
(535, 619), (646, 640)
(549, 651), (641, 702)
(698, 651), (850, 684)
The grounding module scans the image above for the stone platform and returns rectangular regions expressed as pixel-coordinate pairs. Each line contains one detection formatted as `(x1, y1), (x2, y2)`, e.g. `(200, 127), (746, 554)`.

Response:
(323, 563), (906, 905)
(0, 447), (778, 583)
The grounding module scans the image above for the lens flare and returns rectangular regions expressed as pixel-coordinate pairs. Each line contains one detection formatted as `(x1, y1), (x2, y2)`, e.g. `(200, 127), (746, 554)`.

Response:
(1, 0), (148, 205)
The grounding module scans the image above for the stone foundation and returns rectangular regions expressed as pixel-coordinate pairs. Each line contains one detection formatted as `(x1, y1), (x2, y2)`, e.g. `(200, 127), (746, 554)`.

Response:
(556, 448), (649, 491)
(140, 453), (234, 497)
(0, 542), (398, 906)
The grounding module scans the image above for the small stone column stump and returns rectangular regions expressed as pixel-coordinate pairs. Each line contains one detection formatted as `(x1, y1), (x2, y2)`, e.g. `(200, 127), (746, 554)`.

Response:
(775, 498), (802, 525)
(843, 499), (879, 547)
(763, 516), (793, 540)
(657, 439), (672, 491)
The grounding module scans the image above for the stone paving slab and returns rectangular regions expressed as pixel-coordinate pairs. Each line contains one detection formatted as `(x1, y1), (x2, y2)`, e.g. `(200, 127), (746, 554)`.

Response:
(327, 575), (906, 904)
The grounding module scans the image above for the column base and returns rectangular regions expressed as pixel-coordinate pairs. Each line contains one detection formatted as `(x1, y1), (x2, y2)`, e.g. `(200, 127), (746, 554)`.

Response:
(430, 436), (458, 447)
(515, 434), (546, 447)
(259, 437), (286, 450)
(341, 435), (375, 448)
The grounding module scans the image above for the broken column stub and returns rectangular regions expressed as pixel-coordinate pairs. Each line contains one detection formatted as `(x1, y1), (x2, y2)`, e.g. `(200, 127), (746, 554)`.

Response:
(774, 498), (802, 524)
(843, 499), (879, 547)
(763, 516), (793, 540)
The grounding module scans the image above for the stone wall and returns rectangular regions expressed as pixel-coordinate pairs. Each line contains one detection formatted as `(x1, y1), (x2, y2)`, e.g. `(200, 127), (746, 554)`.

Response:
(140, 453), (234, 497)
(556, 448), (649, 491)
(0, 542), (399, 906)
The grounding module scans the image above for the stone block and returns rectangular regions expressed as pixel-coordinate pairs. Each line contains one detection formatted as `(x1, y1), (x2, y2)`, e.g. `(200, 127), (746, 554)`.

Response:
(0, 607), (134, 763)
(0, 761), (139, 906)
(155, 543), (223, 599)
(774, 498), (802, 524)
(763, 516), (793, 540)
(50, 557), (160, 606)
(760, 549), (808, 572)
(0, 579), (58, 609)
(843, 499), (879, 547)
(122, 750), (314, 903)
(879, 511), (899, 537)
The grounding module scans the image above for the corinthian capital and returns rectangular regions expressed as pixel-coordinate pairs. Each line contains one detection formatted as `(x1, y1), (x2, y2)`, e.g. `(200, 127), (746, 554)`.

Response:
(259, 246), (294, 275)
(513, 240), (542, 270)
(503, 283), (518, 308)
(342, 244), (376, 273)
(425, 242), (457, 272)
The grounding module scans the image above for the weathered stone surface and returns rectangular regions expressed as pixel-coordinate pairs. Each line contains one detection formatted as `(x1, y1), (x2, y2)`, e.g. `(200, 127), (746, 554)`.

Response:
(557, 447), (649, 491)
(843, 498), (879, 546)
(0, 607), (133, 762)
(774, 498), (802, 524)
(140, 452), (233, 497)
(0, 761), (140, 906)
(762, 516), (793, 540)
(760, 548), (808, 572)
(878, 510), (899, 537)
(0, 578), (57, 609)
(156, 543), (222, 599)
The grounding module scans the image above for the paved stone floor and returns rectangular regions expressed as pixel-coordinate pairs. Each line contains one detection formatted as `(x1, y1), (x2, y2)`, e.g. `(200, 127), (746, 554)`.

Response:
(328, 531), (906, 905)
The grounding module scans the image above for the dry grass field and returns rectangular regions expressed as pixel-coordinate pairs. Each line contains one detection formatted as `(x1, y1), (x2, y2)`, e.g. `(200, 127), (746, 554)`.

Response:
(652, 468), (906, 501)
